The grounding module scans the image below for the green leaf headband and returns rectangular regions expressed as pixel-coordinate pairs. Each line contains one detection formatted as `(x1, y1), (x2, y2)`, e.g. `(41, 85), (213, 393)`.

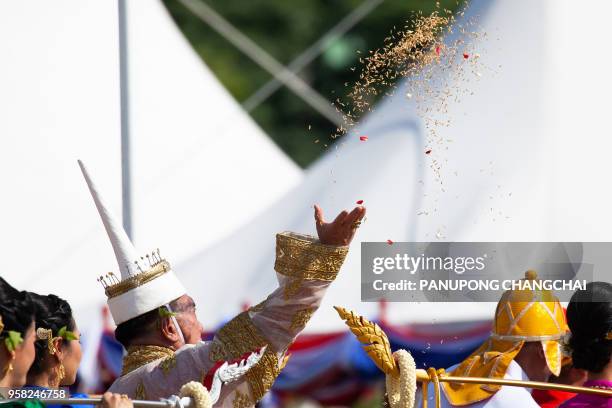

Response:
(58, 326), (78, 341)
(4, 331), (23, 353)
(36, 326), (78, 354)
(0, 314), (24, 353)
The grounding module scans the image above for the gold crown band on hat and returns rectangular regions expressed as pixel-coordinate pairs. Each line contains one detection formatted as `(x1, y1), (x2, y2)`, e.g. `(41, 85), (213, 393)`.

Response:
(104, 260), (171, 299)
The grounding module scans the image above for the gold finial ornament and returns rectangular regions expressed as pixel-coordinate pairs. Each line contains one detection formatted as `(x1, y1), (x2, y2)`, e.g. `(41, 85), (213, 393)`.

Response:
(335, 306), (417, 408)
(334, 306), (399, 376)
(334, 308), (612, 408)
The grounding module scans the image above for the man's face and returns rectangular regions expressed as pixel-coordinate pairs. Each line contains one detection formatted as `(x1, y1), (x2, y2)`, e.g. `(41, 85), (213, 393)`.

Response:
(521, 341), (553, 382)
(173, 295), (204, 345)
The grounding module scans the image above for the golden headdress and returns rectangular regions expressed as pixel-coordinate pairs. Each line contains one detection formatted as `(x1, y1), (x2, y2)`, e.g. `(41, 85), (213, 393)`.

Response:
(442, 270), (568, 406)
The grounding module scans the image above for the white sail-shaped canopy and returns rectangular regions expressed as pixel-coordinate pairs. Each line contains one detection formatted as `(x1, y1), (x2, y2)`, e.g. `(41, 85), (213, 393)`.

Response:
(178, 0), (612, 331)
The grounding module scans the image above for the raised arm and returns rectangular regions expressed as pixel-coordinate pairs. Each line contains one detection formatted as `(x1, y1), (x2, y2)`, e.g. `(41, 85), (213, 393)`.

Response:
(110, 205), (365, 406)
(211, 204), (366, 406)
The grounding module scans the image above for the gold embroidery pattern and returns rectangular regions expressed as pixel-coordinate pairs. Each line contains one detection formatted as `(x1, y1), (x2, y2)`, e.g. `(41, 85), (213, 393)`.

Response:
(290, 308), (315, 331)
(121, 345), (175, 376)
(209, 341), (226, 363)
(249, 299), (267, 313)
(283, 279), (302, 300)
(232, 390), (252, 408)
(159, 355), (177, 376)
(135, 381), (147, 400)
(274, 232), (348, 281)
(216, 312), (280, 401)
(279, 354), (291, 371)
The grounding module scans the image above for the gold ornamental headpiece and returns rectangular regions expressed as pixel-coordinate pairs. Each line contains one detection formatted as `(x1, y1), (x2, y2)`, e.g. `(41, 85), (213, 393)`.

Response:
(36, 328), (57, 354)
(36, 326), (79, 354)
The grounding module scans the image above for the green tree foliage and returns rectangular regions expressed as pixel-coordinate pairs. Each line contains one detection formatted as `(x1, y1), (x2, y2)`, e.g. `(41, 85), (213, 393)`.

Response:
(163, 0), (460, 167)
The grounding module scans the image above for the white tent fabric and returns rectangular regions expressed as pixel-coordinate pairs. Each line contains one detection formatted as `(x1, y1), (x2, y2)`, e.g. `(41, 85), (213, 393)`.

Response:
(0, 0), (301, 327)
(125, 1), (302, 261)
(178, 0), (612, 332)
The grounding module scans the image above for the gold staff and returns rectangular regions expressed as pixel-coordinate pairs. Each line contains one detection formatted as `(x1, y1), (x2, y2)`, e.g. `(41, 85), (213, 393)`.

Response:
(334, 306), (612, 408)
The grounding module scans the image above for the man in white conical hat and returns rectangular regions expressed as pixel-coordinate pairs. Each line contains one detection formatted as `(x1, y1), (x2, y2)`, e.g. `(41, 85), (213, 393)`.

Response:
(78, 160), (365, 407)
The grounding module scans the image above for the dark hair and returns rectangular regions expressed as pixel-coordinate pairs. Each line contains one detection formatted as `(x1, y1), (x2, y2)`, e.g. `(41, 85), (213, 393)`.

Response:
(114, 299), (181, 348)
(566, 281), (612, 373)
(0, 277), (35, 346)
(27, 292), (76, 375)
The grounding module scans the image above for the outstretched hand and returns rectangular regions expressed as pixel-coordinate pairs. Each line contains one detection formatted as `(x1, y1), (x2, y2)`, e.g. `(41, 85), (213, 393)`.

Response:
(314, 204), (366, 246)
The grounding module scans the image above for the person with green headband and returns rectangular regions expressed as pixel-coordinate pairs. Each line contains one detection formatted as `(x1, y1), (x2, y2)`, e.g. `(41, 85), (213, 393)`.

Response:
(0, 278), (132, 408)
(0, 277), (41, 408)
(24, 292), (85, 408)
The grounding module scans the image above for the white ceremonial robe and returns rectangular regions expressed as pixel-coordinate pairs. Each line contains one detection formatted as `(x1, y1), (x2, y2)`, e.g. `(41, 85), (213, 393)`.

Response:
(108, 232), (349, 407)
(417, 360), (540, 408)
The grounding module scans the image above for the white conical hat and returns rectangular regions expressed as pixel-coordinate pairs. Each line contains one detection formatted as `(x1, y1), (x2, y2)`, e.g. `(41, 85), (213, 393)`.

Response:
(78, 160), (186, 325)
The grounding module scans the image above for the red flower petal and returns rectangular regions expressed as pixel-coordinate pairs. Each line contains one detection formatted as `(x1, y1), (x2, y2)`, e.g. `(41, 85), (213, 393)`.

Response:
(359, 136), (368, 141)
(387, 239), (394, 245)
(356, 200), (364, 205)
(435, 45), (441, 56)
(425, 149), (432, 154)
(463, 53), (469, 59)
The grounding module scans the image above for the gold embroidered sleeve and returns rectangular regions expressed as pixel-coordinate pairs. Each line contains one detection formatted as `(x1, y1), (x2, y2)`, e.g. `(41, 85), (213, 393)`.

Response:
(274, 232), (349, 281)
(290, 308), (316, 331)
(215, 312), (281, 402)
(213, 232), (348, 404)
(232, 390), (253, 408)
